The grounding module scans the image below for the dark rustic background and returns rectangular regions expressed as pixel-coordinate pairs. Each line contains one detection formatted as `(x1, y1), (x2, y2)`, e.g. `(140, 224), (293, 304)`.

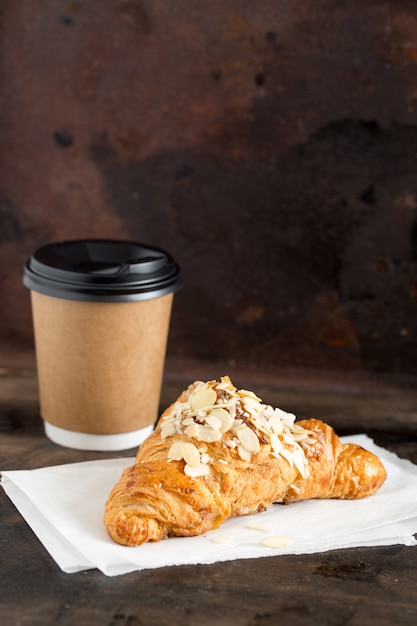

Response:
(1, 0), (417, 387)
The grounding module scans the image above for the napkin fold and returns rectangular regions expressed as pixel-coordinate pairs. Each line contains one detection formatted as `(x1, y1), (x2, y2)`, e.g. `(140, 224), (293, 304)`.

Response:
(2, 435), (417, 576)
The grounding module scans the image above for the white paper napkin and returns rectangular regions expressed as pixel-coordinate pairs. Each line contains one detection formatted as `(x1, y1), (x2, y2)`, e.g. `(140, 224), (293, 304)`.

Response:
(2, 435), (417, 576)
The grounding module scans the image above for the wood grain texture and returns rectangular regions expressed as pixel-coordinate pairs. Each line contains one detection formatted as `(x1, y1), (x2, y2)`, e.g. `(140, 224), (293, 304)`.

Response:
(1, 372), (417, 626)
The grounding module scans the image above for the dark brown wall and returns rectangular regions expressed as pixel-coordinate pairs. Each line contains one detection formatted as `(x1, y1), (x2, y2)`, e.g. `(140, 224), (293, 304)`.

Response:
(1, 1), (417, 383)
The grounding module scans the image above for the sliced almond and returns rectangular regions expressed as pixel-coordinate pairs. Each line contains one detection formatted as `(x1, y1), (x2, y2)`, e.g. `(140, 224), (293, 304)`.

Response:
(210, 536), (233, 544)
(208, 407), (233, 432)
(292, 431), (309, 442)
(181, 442), (200, 467)
(161, 415), (175, 423)
(237, 426), (260, 453)
(184, 463), (210, 477)
(219, 375), (234, 386)
(268, 413), (283, 435)
(293, 447), (308, 478)
(215, 382), (228, 390)
(275, 407), (296, 424)
(303, 436), (317, 446)
(254, 413), (272, 430)
(237, 445), (252, 462)
(182, 417), (196, 426)
(218, 376), (238, 394)
(280, 448), (294, 467)
(205, 414), (222, 431)
(167, 441), (184, 461)
(197, 425), (222, 443)
(292, 424), (308, 433)
(232, 418), (244, 432)
(253, 421), (272, 437)
(282, 413), (296, 427)
(184, 423), (202, 439)
(161, 421), (176, 439)
(242, 396), (261, 413)
(238, 388), (262, 402)
(189, 387), (217, 410)
(270, 433), (282, 454)
(173, 401), (190, 415)
(262, 536), (292, 548)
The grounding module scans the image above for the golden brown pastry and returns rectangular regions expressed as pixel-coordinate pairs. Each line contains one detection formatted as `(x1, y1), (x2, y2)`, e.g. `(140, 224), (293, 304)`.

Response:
(104, 377), (387, 546)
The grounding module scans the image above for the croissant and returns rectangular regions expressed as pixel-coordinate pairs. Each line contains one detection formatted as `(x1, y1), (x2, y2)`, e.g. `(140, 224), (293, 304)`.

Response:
(104, 376), (387, 546)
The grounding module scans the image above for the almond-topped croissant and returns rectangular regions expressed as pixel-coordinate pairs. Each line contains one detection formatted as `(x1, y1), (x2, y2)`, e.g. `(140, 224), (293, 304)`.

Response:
(104, 377), (387, 546)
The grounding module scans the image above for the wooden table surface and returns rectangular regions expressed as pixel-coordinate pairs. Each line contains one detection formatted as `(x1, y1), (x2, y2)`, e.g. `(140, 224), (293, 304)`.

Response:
(1, 369), (417, 626)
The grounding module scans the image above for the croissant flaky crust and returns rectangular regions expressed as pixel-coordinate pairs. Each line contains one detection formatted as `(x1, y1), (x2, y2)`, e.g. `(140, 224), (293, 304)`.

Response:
(104, 377), (387, 546)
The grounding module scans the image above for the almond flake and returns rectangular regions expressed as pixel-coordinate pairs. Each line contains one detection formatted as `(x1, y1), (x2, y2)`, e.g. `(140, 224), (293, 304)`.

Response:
(292, 432), (309, 442)
(208, 407), (233, 432)
(275, 407), (296, 424)
(184, 463), (210, 478)
(280, 448), (294, 467)
(270, 433), (282, 454)
(184, 423), (202, 439)
(293, 448), (308, 478)
(173, 401), (190, 414)
(218, 377), (238, 395)
(237, 426), (260, 453)
(215, 382), (228, 390)
(161, 422), (176, 439)
(303, 436), (316, 445)
(268, 413), (283, 435)
(262, 536), (292, 548)
(197, 425), (222, 443)
(189, 387), (217, 411)
(292, 424), (308, 433)
(237, 445), (252, 462)
(205, 415), (222, 431)
(181, 442), (200, 467)
(232, 419), (244, 432)
(182, 417), (196, 426)
(210, 536), (233, 544)
(255, 413), (272, 429)
(254, 421), (272, 437)
(238, 388), (262, 402)
(242, 396), (261, 414)
(167, 441), (184, 461)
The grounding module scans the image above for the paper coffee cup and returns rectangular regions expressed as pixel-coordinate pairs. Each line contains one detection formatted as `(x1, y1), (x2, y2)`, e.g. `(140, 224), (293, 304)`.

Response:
(23, 239), (182, 451)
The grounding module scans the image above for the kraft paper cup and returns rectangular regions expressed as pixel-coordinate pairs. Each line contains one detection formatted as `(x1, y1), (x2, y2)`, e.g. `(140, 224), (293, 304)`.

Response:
(23, 239), (182, 451)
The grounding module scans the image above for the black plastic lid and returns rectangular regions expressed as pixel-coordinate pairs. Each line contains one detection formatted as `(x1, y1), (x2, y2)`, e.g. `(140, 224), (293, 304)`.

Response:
(23, 239), (183, 302)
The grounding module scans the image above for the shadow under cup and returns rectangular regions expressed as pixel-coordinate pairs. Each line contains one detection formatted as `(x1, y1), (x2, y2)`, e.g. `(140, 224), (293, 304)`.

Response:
(23, 239), (182, 451)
